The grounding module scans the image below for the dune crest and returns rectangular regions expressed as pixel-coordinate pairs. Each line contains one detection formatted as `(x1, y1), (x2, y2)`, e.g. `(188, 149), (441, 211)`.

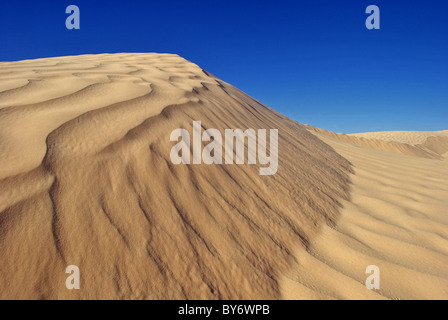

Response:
(350, 130), (448, 145)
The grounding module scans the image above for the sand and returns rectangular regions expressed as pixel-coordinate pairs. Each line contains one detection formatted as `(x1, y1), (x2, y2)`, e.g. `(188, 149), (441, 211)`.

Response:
(0, 53), (352, 299)
(281, 130), (448, 299)
(0, 53), (446, 300)
(351, 130), (448, 145)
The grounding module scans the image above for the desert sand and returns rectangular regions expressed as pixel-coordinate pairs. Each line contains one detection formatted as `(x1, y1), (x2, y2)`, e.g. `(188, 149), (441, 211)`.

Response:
(351, 130), (448, 145)
(0, 53), (447, 300)
(281, 129), (448, 299)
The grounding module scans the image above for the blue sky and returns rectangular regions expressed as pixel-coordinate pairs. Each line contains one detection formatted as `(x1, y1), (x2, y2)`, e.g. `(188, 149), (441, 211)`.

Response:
(0, 0), (446, 133)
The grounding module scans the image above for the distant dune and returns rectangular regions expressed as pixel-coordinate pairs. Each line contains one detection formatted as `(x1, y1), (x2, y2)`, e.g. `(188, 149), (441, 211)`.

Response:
(0, 54), (446, 300)
(351, 130), (448, 145)
(305, 125), (448, 160)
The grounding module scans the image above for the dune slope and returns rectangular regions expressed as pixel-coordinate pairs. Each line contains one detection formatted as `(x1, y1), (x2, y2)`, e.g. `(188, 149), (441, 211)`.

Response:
(0, 54), (352, 299)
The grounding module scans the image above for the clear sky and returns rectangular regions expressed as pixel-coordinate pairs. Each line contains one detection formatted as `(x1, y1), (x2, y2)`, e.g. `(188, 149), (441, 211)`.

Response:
(0, 0), (446, 133)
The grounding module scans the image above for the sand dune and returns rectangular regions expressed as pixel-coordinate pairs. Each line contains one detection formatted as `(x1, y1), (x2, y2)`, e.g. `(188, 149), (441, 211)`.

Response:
(306, 125), (448, 160)
(351, 130), (448, 145)
(0, 53), (446, 300)
(0, 53), (352, 299)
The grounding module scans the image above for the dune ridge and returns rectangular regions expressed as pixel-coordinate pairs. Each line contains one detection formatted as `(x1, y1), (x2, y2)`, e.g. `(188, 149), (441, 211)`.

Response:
(351, 130), (448, 145)
(0, 53), (352, 299)
(305, 125), (448, 159)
